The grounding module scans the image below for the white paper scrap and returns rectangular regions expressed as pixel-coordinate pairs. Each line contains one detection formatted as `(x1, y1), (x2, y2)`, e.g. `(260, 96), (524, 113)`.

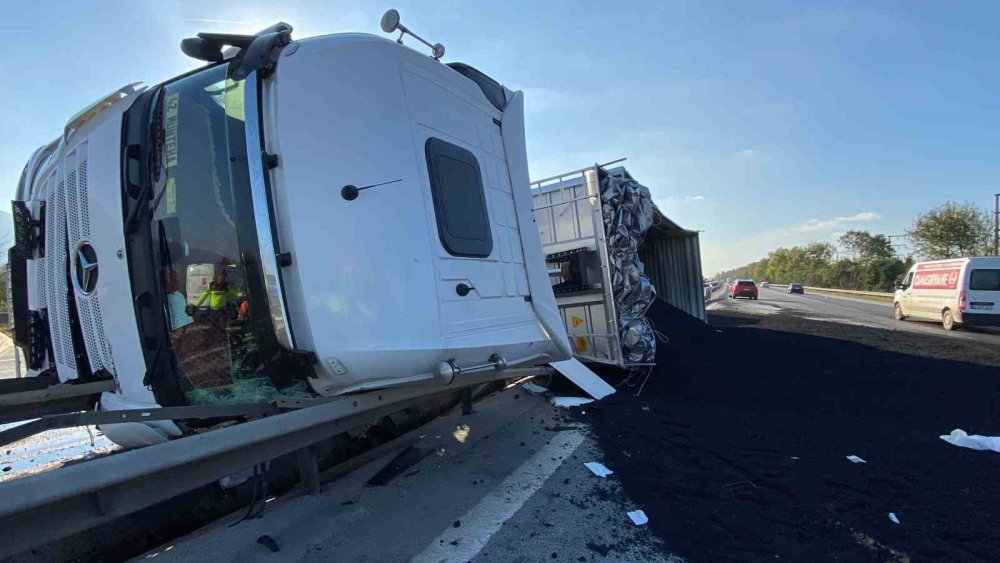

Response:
(522, 382), (549, 395)
(583, 462), (614, 478)
(888, 512), (900, 524)
(552, 397), (594, 408)
(940, 429), (1000, 453)
(627, 510), (649, 526)
(846, 455), (867, 464)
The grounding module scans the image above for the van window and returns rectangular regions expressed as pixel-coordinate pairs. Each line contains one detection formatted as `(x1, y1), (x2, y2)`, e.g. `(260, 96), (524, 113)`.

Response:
(425, 138), (493, 258)
(969, 269), (1000, 291)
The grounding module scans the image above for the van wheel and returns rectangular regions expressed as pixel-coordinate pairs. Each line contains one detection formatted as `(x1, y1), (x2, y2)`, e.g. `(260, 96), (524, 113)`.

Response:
(942, 309), (957, 331)
(893, 303), (906, 321)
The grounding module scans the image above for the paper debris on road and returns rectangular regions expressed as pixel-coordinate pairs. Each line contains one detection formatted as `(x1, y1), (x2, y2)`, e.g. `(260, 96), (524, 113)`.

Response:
(522, 382), (549, 395)
(940, 429), (1000, 453)
(846, 455), (867, 464)
(552, 397), (594, 408)
(583, 462), (614, 478)
(627, 510), (649, 526)
(888, 512), (900, 524)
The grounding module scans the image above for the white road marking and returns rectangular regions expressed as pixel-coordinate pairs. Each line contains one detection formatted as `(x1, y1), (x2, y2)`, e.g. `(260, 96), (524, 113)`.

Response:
(411, 430), (586, 563)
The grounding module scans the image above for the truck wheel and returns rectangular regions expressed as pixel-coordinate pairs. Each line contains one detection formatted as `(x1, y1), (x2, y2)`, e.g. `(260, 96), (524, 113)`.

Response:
(894, 303), (906, 321)
(942, 309), (957, 331)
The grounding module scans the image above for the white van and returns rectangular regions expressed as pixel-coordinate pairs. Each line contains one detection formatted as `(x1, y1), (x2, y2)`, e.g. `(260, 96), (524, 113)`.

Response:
(893, 257), (1000, 330)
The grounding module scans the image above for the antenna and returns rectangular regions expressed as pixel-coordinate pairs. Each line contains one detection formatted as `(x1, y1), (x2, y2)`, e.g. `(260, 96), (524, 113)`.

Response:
(380, 9), (445, 60)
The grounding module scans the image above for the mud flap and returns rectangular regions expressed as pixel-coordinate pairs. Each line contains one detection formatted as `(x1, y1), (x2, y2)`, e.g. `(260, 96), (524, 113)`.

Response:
(549, 359), (615, 399)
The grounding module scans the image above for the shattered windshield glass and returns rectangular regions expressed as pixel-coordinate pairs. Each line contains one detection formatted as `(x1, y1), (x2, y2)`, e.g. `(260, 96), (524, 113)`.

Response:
(150, 65), (311, 405)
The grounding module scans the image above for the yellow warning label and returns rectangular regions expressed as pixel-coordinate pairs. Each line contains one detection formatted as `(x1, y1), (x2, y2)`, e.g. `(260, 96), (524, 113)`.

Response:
(571, 315), (584, 328)
(165, 177), (177, 215)
(574, 336), (588, 352)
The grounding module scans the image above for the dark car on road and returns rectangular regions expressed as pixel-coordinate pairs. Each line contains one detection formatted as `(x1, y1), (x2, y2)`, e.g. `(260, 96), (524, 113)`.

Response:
(788, 283), (804, 294)
(730, 279), (759, 300)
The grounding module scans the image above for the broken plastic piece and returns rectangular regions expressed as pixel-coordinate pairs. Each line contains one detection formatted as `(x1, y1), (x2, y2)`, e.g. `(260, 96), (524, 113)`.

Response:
(846, 455), (866, 464)
(522, 382), (549, 395)
(549, 359), (615, 399)
(552, 397), (593, 408)
(627, 510), (649, 526)
(888, 512), (900, 524)
(583, 462), (614, 478)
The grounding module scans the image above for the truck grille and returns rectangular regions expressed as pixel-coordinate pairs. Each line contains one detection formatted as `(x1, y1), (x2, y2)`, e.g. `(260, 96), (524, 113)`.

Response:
(64, 147), (115, 374)
(44, 171), (77, 376)
(43, 143), (116, 378)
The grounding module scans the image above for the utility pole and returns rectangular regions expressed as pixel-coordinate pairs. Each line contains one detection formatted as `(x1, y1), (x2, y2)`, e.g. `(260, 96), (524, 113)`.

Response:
(994, 193), (999, 256)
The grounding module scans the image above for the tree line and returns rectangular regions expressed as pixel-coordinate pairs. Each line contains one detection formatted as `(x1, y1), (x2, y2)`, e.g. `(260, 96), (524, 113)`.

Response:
(714, 201), (995, 292)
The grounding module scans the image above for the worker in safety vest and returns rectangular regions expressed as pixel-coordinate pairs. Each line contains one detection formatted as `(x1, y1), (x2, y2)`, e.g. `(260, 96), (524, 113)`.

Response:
(191, 266), (244, 312)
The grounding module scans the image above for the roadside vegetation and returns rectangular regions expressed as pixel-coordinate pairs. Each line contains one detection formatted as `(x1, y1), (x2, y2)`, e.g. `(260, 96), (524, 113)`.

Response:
(716, 201), (994, 292)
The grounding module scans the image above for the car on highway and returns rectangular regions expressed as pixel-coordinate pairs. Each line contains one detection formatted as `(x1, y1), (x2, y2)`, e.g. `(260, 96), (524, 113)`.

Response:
(729, 279), (759, 300)
(894, 257), (1000, 330)
(788, 283), (804, 294)
(760, 281), (770, 288)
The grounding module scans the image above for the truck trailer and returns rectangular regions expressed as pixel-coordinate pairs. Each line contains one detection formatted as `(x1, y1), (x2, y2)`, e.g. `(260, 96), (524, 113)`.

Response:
(531, 162), (705, 368)
(4, 12), (610, 449)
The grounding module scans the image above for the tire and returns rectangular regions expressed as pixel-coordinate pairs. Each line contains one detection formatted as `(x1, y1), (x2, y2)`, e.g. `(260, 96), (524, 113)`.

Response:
(942, 309), (957, 331)
(894, 303), (906, 321)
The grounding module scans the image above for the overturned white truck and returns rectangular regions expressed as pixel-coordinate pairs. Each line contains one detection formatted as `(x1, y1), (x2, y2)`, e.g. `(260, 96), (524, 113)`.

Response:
(4, 13), (610, 449)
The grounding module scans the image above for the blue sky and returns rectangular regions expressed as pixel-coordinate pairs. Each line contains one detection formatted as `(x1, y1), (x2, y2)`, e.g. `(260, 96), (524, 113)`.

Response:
(3, 1), (999, 274)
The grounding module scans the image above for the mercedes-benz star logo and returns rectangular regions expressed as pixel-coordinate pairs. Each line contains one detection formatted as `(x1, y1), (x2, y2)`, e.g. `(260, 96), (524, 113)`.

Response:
(74, 242), (99, 295)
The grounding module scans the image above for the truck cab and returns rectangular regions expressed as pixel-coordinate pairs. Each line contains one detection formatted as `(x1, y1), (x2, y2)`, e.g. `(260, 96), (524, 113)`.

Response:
(9, 21), (572, 447)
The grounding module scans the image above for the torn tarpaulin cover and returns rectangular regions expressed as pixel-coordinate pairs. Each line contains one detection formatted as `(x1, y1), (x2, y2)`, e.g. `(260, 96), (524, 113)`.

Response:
(600, 172), (656, 364)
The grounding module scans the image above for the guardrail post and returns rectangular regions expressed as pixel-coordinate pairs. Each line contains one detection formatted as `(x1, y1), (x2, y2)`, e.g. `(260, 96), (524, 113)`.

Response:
(461, 387), (473, 415)
(297, 444), (321, 495)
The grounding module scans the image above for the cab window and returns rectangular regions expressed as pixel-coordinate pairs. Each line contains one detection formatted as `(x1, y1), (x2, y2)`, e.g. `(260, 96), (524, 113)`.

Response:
(425, 138), (493, 258)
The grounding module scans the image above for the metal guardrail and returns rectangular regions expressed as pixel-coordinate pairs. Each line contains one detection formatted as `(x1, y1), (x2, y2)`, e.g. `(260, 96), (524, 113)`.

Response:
(766, 284), (894, 301)
(802, 286), (894, 300)
(0, 367), (547, 559)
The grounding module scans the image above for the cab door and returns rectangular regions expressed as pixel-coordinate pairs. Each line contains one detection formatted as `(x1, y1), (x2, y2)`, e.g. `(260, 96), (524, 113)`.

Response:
(402, 65), (536, 346)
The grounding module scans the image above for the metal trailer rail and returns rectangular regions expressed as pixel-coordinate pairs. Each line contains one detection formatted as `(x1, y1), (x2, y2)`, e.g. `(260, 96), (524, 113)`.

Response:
(0, 367), (548, 560)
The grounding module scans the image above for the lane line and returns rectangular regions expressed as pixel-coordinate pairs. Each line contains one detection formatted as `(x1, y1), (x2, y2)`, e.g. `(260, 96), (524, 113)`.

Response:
(410, 430), (586, 563)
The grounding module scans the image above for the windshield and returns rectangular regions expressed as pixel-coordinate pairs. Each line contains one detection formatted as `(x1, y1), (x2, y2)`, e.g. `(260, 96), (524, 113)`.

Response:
(150, 65), (308, 405)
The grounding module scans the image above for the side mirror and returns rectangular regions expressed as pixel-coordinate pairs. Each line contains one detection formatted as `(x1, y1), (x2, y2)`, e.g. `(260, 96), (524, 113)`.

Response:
(180, 37), (224, 63)
(896, 284), (907, 290)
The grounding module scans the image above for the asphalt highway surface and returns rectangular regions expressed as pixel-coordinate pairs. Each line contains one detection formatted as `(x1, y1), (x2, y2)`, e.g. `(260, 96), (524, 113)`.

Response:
(713, 286), (1000, 344)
